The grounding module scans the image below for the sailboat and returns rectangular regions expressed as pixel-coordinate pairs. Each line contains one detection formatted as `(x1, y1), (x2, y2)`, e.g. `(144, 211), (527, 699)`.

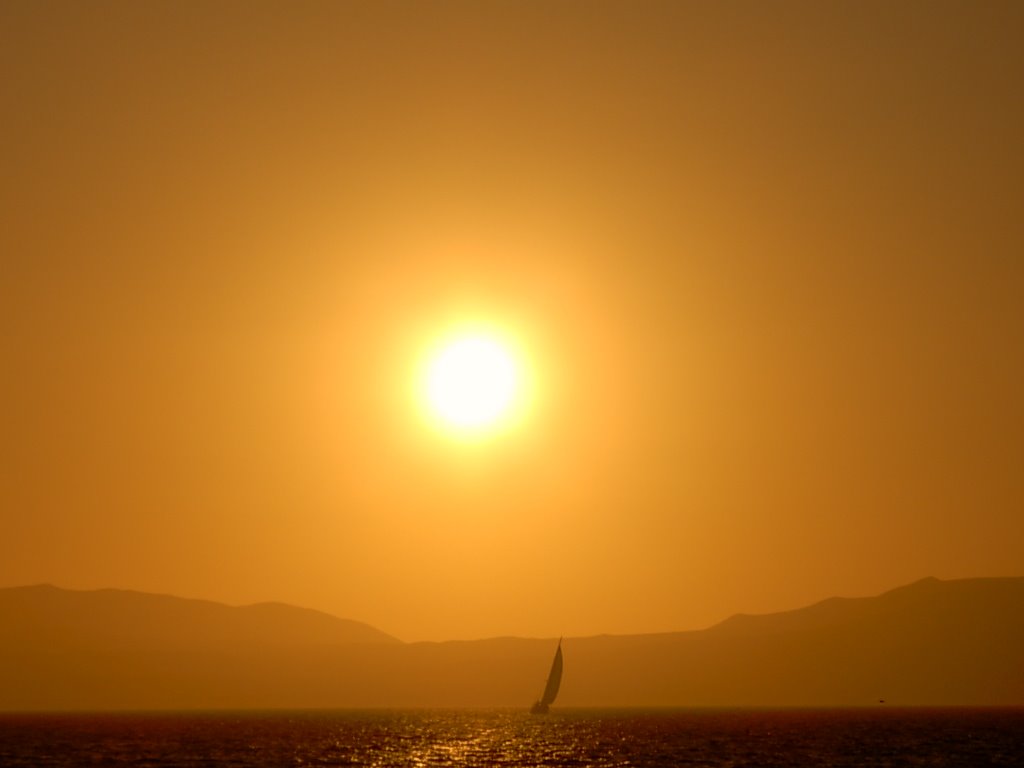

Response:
(530, 638), (563, 714)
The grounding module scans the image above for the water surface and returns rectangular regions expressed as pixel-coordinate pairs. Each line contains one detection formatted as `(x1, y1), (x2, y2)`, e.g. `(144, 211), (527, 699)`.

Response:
(1, 707), (1021, 767)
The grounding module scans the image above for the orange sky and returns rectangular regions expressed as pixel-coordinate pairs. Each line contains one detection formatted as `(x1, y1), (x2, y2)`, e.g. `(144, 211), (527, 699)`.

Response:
(2, 1), (1022, 642)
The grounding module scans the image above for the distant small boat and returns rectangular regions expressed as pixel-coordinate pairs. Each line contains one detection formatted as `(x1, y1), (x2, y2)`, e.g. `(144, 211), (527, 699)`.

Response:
(530, 638), (563, 714)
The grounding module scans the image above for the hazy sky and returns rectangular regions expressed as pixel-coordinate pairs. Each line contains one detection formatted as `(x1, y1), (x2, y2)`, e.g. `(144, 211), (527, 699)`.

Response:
(2, 1), (1022, 642)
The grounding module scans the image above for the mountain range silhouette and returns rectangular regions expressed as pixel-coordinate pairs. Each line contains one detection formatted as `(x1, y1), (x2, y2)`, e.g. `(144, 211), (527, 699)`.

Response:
(1, 577), (1021, 710)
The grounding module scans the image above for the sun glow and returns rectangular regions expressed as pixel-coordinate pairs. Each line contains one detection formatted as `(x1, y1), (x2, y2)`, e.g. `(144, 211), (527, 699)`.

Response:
(419, 330), (528, 436)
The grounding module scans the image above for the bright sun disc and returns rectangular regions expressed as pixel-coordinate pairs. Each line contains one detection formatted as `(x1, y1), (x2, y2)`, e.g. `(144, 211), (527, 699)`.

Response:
(424, 336), (519, 431)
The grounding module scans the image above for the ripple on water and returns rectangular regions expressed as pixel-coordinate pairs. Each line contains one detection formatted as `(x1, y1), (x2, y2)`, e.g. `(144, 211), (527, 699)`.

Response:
(0, 708), (1022, 767)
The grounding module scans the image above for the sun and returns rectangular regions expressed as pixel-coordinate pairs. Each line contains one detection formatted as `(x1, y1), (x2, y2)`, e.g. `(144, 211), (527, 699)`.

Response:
(420, 332), (524, 435)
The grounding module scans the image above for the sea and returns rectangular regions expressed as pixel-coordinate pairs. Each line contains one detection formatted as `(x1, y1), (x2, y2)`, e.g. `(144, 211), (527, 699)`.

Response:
(1, 708), (1022, 767)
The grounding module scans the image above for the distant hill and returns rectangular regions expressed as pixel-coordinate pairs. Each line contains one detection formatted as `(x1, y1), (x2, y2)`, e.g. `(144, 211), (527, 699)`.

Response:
(564, 576), (1024, 707)
(0, 584), (400, 651)
(1, 577), (1021, 710)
